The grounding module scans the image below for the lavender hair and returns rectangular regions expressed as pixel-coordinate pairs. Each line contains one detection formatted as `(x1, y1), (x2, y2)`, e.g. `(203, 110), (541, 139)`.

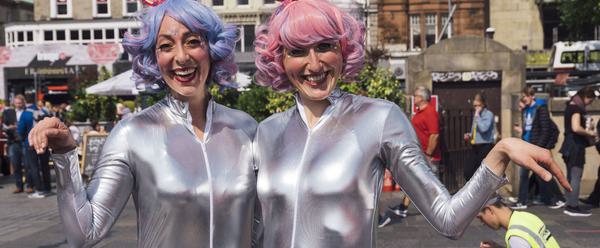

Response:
(254, 0), (366, 92)
(122, 0), (238, 87)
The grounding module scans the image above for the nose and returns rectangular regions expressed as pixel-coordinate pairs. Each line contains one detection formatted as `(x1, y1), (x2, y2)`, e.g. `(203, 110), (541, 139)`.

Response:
(305, 49), (322, 72)
(175, 44), (189, 65)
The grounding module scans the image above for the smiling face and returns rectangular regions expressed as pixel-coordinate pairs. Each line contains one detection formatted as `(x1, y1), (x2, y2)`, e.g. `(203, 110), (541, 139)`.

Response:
(282, 41), (343, 102)
(156, 16), (211, 101)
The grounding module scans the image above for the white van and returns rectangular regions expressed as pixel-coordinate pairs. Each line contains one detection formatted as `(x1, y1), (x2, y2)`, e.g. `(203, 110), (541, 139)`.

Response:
(549, 41), (600, 72)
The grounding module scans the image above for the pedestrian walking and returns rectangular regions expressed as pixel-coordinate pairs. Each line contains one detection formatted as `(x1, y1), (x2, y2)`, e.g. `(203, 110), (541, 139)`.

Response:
(387, 86), (441, 224)
(560, 86), (597, 217)
(19, 99), (51, 198)
(512, 87), (565, 210)
(3, 95), (32, 194)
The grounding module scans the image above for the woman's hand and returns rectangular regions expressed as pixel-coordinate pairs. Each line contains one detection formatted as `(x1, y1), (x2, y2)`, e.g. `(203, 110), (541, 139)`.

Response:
(28, 117), (77, 154)
(483, 137), (572, 192)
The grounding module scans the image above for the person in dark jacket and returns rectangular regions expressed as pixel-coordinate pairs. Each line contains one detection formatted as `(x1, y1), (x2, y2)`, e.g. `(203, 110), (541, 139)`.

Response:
(513, 87), (565, 210)
(2, 95), (32, 193)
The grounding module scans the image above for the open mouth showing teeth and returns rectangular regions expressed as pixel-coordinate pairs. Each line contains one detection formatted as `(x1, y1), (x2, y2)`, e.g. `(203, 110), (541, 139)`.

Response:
(173, 68), (196, 82)
(303, 72), (327, 83)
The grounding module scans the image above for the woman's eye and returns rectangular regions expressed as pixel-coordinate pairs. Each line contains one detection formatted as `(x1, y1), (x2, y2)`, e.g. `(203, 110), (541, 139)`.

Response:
(157, 43), (172, 51)
(287, 49), (307, 57)
(186, 38), (204, 47)
(315, 43), (335, 52)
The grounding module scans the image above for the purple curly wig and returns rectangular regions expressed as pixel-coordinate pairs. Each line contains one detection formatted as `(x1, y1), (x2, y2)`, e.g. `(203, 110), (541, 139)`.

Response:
(122, 0), (238, 88)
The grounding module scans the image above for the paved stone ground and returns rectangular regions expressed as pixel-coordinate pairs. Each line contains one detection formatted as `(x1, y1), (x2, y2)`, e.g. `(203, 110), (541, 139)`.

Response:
(0, 175), (599, 248)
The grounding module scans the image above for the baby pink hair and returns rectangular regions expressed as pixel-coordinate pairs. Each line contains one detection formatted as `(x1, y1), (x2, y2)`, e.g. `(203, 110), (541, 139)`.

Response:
(254, 0), (365, 92)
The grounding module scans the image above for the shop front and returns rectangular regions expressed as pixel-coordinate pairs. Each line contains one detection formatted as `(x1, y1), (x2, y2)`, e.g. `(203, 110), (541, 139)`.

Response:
(0, 44), (121, 104)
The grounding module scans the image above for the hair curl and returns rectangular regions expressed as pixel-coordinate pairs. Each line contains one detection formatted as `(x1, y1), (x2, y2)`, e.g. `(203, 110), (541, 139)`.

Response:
(254, 0), (365, 92)
(122, 0), (238, 88)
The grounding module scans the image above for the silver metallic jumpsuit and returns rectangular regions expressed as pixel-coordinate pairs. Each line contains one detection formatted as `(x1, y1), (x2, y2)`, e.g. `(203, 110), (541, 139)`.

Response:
(255, 90), (507, 248)
(51, 95), (257, 248)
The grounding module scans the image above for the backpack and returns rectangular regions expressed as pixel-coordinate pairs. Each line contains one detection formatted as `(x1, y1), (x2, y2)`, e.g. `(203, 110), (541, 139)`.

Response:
(546, 119), (559, 149)
(535, 104), (559, 149)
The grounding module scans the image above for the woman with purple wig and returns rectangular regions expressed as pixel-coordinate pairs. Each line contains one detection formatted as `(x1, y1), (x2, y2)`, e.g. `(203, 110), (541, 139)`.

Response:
(253, 0), (571, 247)
(28, 0), (257, 247)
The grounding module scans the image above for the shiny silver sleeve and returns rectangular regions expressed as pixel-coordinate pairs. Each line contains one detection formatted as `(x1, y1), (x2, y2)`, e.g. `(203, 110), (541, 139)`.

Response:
(380, 105), (507, 239)
(51, 126), (134, 248)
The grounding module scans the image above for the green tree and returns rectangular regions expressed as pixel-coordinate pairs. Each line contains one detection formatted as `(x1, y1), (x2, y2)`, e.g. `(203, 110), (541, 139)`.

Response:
(558, 0), (600, 40)
(208, 66), (403, 122)
(67, 79), (118, 123)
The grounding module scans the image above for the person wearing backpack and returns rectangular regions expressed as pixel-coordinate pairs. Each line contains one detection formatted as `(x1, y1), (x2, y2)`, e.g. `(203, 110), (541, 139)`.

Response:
(512, 87), (566, 210)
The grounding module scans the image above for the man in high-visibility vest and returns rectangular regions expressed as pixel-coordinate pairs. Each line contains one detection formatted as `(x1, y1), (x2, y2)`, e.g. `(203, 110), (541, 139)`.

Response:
(477, 195), (560, 248)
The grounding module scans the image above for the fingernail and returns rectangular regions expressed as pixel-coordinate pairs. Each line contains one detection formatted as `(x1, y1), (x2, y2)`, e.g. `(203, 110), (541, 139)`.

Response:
(544, 172), (552, 181)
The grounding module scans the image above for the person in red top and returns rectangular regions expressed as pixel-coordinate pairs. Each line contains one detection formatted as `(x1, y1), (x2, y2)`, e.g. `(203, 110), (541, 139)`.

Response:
(411, 86), (441, 163)
(382, 86), (441, 227)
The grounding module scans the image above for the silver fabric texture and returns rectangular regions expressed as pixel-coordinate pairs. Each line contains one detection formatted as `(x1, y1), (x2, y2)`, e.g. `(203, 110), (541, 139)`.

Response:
(51, 95), (257, 248)
(255, 90), (507, 248)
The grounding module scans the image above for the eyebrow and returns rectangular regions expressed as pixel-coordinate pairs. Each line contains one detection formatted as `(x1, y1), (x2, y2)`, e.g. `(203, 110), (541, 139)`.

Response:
(157, 32), (201, 41)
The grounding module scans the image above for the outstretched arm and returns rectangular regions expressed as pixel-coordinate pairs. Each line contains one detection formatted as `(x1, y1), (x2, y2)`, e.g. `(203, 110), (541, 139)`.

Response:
(380, 105), (570, 239)
(29, 117), (134, 247)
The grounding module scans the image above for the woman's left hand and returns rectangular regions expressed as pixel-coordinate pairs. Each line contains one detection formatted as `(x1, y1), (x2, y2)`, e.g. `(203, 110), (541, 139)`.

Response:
(483, 137), (572, 192)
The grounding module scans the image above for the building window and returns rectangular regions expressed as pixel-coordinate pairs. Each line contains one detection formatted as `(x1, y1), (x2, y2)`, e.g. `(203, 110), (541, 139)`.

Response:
(264, 0), (275, 3)
(17, 32), (24, 42)
(119, 28), (128, 39)
(425, 14), (437, 47)
(82, 30), (91, 40)
(51, 0), (72, 18)
(44, 31), (54, 41)
(70, 30), (79, 40)
(57, 30), (66, 40)
(410, 15), (421, 50)
(213, 0), (224, 6)
(94, 29), (103, 40)
(27, 31), (33, 41)
(236, 25), (255, 52)
(123, 0), (141, 16)
(94, 0), (111, 17)
(106, 29), (115, 39)
(243, 25), (255, 52)
(238, 0), (249, 5)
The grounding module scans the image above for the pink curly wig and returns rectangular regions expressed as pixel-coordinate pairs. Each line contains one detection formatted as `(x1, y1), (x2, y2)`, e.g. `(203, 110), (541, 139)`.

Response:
(254, 0), (365, 92)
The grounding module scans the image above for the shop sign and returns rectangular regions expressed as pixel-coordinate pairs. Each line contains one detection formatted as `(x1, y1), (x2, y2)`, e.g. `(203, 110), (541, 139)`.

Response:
(4, 65), (89, 79)
(432, 71), (501, 83)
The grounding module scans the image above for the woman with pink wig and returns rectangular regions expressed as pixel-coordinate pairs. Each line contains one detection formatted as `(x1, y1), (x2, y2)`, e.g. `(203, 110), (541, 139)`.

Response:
(253, 0), (570, 247)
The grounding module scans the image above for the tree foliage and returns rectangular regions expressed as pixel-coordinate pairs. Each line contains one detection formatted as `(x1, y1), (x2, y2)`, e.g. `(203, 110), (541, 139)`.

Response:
(209, 65), (404, 122)
(66, 67), (118, 122)
(558, 0), (600, 40)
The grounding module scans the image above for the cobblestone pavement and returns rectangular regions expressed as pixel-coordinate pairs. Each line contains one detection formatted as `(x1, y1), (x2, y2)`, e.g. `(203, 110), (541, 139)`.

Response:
(1, 176), (599, 247)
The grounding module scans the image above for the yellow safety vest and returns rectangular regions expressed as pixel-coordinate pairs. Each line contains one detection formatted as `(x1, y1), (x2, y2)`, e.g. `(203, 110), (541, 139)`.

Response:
(505, 211), (560, 248)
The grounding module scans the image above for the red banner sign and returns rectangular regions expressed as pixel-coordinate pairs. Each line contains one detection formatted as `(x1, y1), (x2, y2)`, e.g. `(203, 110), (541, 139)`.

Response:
(87, 43), (120, 64)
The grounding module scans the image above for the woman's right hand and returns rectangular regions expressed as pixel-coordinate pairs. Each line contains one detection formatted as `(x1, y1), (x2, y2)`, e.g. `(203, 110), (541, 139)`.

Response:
(28, 117), (77, 154)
